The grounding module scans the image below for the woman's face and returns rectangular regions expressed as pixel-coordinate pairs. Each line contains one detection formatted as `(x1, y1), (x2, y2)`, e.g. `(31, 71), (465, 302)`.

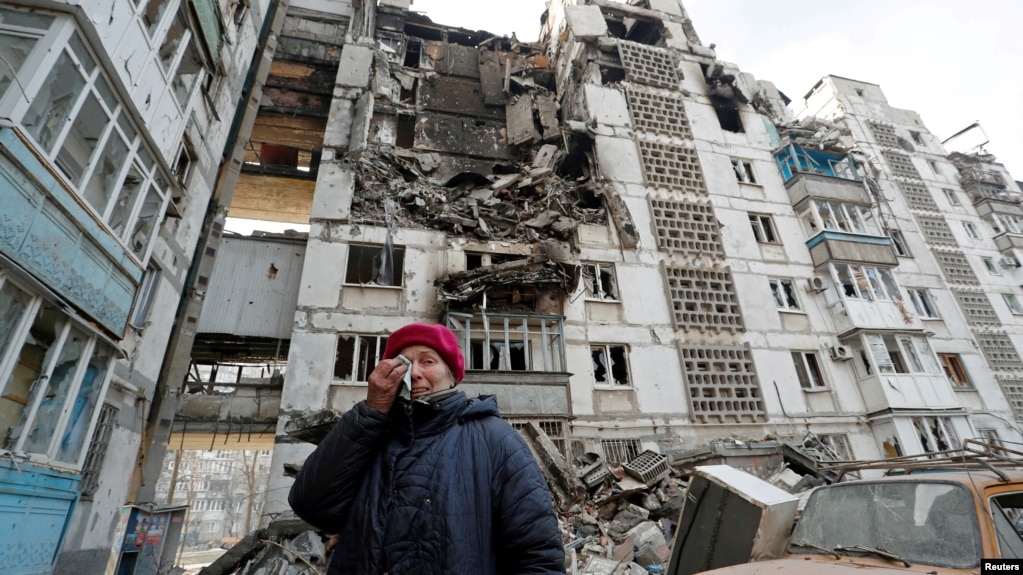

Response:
(399, 344), (456, 399)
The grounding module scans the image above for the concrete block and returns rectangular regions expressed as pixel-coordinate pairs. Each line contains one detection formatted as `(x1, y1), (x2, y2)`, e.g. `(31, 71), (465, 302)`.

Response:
(323, 98), (353, 149)
(584, 85), (631, 127)
(310, 161), (354, 220)
(296, 241), (345, 308)
(336, 44), (374, 88)
(648, 0), (684, 17)
(594, 136), (644, 184)
(378, 0), (411, 7)
(565, 5), (608, 40)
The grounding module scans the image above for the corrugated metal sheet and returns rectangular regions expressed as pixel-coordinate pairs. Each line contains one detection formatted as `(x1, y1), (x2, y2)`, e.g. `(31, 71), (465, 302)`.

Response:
(197, 236), (306, 338)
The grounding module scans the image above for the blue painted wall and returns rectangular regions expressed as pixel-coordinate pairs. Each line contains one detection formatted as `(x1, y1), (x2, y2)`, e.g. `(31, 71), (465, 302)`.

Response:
(0, 461), (80, 575)
(0, 127), (142, 336)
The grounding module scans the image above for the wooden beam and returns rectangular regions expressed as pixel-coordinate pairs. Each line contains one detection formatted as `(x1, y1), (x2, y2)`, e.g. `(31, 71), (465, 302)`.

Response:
(230, 173), (315, 224)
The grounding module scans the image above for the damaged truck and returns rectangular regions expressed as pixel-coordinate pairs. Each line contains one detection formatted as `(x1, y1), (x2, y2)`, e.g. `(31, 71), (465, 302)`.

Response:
(667, 440), (1023, 575)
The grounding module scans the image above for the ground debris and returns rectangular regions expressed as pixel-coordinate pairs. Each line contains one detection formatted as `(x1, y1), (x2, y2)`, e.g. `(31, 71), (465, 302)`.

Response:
(217, 434), (837, 574)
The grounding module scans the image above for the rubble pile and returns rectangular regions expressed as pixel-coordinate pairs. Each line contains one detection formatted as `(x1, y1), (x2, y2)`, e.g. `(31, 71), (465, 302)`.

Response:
(352, 144), (606, 244)
(203, 430), (836, 575)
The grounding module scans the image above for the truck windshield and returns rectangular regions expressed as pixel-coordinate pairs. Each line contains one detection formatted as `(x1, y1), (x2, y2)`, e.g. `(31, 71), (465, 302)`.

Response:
(790, 481), (981, 569)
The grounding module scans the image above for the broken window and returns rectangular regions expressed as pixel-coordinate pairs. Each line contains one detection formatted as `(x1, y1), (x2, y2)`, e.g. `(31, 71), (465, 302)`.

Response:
(396, 114), (416, 148)
(906, 288), (939, 319)
(791, 351), (826, 390)
(403, 37), (421, 68)
(774, 145), (859, 182)
(748, 213), (778, 244)
(591, 344), (630, 387)
(831, 264), (900, 302)
(912, 416), (961, 453)
(129, 264), (162, 328)
(600, 439), (640, 465)
(0, 8), (53, 100)
(582, 263), (619, 301)
(447, 313), (565, 373)
(817, 434), (852, 460)
(344, 244), (404, 287)
(712, 100), (743, 133)
(805, 200), (881, 236)
(0, 277), (114, 468)
(890, 229), (911, 257)
(943, 189), (960, 206)
(172, 36), (203, 107)
(730, 158), (757, 184)
(769, 278), (800, 312)
(333, 334), (388, 383)
(938, 353), (972, 389)
(861, 333), (940, 375)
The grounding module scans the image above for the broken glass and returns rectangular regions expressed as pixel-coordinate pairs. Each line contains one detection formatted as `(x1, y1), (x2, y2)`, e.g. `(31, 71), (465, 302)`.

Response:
(791, 481), (980, 569)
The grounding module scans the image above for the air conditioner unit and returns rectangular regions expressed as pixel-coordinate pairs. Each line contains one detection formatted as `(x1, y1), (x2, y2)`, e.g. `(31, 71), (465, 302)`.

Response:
(999, 257), (1019, 269)
(829, 345), (853, 361)
(805, 277), (827, 293)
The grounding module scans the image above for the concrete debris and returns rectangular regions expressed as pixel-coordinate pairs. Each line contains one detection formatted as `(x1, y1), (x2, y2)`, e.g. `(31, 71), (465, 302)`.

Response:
(435, 253), (575, 304)
(353, 147), (605, 244)
(219, 434), (839, 574)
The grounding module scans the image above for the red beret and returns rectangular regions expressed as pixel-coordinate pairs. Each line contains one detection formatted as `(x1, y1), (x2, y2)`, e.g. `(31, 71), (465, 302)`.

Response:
(383, 323), (465, 384)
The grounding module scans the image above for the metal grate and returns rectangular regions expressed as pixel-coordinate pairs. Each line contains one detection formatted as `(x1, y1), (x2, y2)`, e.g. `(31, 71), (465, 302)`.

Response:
(511, 420), (566, 456)
(79, 404), (118, 499)
(601, 438), (641, 465)
(868, 121), (902, 149)
(636, 140), (707, 194)
(626, 86), (691, 139)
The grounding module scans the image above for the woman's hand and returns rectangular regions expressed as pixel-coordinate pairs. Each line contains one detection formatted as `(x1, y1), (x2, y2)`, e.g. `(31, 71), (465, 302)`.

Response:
(366, 357), (408, 413)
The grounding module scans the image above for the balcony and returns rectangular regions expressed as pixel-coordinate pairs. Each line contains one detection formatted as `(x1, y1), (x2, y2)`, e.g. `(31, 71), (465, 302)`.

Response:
(807, 232), (897, 268)
(775, 144), (860, 185)
(844, 332), (959, 413)
(786, 172), (871, 206)
(446, 312), (571, 418)
(822, 264), (922, 334)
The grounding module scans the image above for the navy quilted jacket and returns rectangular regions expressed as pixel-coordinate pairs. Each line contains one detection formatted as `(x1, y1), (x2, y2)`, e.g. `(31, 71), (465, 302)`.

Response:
(289, 391), (565, 574)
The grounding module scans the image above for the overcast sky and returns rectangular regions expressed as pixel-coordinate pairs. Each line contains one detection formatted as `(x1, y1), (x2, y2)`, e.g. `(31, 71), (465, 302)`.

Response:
(411, 0), (1023, 179)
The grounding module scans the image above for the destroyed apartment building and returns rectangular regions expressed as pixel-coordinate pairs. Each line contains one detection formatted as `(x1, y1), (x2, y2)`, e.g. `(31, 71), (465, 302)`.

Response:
(123, 0), (1023, 571)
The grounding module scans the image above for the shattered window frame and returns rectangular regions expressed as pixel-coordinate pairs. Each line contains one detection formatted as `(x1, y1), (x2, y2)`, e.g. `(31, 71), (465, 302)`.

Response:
(944, 189), (961, 206)
(938, 353), (972, 389)
(333, 333), (388, 384)
(831, 263), (901, 303)
(446, 312), (566, 374)
(590, 344), (631, 387)
(890, 229), (911, 257)
(774, 145), (859, 183)
(509, 419), (567, 456)
(2, 13), (172, 266)
(730, 158), (758, 185)
(581, 262), (619, 301)
(748, 213), (778, 244)
(791, 351), (827, 390)
(983, 257), (1001, 276)
(0, 271), (117, 470)
(861, 333), (941, 376)
(344, 243), (405, 287)
(768, 278), (801, 312)
(817, 433), (852, 460)
(963, 221), (980, 240)
(906, 288), (940, 319)
(78, 403), (118, 499)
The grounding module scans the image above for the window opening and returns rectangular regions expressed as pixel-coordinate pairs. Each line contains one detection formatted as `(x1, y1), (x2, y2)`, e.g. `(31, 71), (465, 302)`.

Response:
(731, 158), (757, 184)
(749, 213), (778, 243)
(591, 344), (630, 386)
(1005, 294), (1023, 315)
(334, 334), (387, 383)
(582, 263), (619, 300)
(791, 351), (826, 389)
(938, 354), (972, 389)
(890, 230), (911, 256)
(769, 278), (800, 311)
(344, 244), (404, 287)
(601, 438), (640, 465)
